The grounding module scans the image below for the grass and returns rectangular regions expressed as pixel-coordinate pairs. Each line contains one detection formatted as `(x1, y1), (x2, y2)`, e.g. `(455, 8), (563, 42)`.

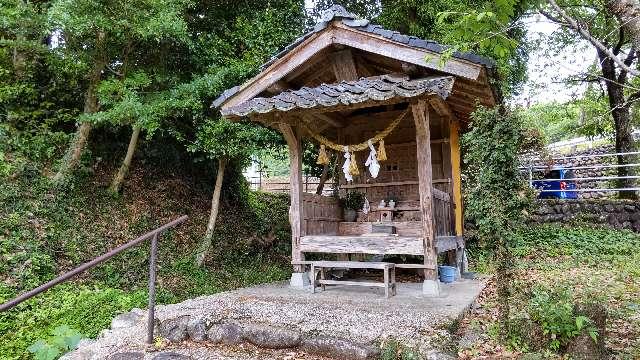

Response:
(460, 223), (640, 359)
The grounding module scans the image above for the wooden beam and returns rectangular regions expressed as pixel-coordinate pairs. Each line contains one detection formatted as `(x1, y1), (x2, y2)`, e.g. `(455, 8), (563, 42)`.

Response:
(451, 87), (494, 105)
(356, 61), (375, 77)
(331, 49), (359, 81)
(453, 81), (495, 102)
(340, 179), (451, 189)
(333, 23), (482, 80)
(311, 113), (345, 128)
(222, 30), (334, 109)
(265, 80), (290, 94)
(411, 99), (438, 281)
(428, 96), (454, 120)
(449, 118), (464, 236)
(279, 123), (305, 272)
(401, 62), (421, 77)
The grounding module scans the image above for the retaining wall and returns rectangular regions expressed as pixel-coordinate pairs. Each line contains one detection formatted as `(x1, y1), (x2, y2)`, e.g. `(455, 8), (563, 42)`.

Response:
(531, 199), (640, 232)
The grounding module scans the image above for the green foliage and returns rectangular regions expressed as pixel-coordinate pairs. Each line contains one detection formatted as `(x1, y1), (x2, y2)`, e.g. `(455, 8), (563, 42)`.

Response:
(511, 223), (640, 261)
(47, 0), (190, 58)
(432, 0), (528, 95)
(436, 0), (520, 57)
(462, 106), (541, 340)
(520, 101), (582, 143)
(0, 285), (148, 360)
(341, 191), (366, 210)
(519, 90), (623, 144)
(528, 287), (598, 351)
(0, 125), (294, 358)
(462, 107), (536, 242)
(27, 326), (82, 360)
(191, 118), (281, 162)
(380, 339), (421, 360)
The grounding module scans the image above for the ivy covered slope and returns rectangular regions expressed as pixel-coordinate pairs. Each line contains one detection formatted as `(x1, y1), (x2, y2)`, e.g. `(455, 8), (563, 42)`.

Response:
(0, 132), (292, 360)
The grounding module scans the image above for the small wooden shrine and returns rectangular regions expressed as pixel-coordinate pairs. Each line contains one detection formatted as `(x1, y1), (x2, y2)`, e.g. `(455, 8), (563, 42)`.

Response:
(213, 6), (497, 295)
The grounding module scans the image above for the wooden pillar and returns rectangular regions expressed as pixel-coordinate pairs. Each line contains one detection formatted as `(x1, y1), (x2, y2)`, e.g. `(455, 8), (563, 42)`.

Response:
(279, 123), (305, 273)
(412, 99), (438, 287)
(449, 119), (464, 237)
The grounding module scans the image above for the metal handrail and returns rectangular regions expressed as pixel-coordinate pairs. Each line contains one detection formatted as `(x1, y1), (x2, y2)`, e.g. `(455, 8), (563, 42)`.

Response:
(0, 215), (188, 344)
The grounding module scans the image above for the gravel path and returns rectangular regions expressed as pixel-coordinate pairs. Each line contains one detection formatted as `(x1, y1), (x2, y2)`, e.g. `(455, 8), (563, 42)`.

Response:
(63, 280), (484, 359)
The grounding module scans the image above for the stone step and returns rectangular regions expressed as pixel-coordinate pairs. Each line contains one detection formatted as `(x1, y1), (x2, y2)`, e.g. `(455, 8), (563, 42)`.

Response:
(61, 281), (482, 360)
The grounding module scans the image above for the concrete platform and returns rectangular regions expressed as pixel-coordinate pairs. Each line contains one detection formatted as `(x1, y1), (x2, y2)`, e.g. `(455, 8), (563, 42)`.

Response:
(64, 279), (485, 359)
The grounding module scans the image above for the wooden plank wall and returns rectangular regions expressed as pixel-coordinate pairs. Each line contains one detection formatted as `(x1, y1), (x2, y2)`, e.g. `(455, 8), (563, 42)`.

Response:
(432, 188), (453, 237)
(337, 107), (452, 204)
(301, 105), (455, 237)
(302, 193), (342, 236)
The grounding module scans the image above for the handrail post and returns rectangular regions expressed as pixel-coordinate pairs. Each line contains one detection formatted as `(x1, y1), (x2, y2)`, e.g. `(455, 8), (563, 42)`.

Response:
(146, 233), (159, 344)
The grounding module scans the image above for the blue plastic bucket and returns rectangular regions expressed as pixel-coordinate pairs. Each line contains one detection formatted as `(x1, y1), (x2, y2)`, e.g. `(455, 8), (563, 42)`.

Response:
(438, 266), (457, 283)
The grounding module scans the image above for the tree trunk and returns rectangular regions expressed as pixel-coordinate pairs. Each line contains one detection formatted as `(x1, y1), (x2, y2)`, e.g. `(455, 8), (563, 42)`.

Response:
(495, 238), (512, 340)
(12, 1), (27, 78)
(195, 157), (227, 267)
(109, 125), (141, 193)
(598, 50), (638, 199)
(606, 0), (640, 50)
(315, 162), (330, 195)
(12, 35), (26, 79)
(53, 60), (104, 185)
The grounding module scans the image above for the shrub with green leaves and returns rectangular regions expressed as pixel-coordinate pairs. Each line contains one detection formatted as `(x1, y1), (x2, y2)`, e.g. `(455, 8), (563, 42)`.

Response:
(528, 287), (598, 351)
(511, 223), (640, 261)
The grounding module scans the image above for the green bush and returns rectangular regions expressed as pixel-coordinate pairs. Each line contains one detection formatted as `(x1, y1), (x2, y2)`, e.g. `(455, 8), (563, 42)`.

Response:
(0, 285), (148, 360)
(527, 287), (598, 351)
(511, 223), (640, 261)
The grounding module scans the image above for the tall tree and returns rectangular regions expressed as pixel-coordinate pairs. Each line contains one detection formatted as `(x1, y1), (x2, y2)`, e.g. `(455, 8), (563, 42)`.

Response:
(190, 118), (282, 266)
(49, 0), (189, 185)
(159, 0), (306, 265)
(606, 0), (640, 51)
(540, 0), (639, 198)
(440, 0), (639, 198)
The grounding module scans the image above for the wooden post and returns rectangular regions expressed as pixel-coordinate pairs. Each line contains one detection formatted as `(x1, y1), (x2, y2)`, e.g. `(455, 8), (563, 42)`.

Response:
(412, 99), (439, 295)
(279, 123), (306, 278)
(449, 119), (463, 237)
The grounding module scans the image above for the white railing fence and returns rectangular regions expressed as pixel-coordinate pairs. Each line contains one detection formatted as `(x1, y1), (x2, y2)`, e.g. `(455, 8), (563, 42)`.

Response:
(247, 174), (336, 196)
(521, 151), (640, 197)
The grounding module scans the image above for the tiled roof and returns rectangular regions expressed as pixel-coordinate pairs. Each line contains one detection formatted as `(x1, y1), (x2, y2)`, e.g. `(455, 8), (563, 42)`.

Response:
(213, 6), (493, 110)
(221, 74), (454, 118)
(259, 5), (495, 72)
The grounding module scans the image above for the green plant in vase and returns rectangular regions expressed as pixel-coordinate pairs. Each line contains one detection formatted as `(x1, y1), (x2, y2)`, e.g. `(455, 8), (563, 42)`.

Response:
(341, 191), (365, 222)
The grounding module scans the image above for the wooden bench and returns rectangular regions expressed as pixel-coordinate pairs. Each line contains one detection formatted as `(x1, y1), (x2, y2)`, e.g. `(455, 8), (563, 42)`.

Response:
(297, 234), (464, 270)
(309, 261), (396, 298)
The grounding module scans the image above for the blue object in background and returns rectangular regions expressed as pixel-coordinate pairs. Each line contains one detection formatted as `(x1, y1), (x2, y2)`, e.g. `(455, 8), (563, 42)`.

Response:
(532, 166), (578, 199)
(438, 265), (457, 283)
